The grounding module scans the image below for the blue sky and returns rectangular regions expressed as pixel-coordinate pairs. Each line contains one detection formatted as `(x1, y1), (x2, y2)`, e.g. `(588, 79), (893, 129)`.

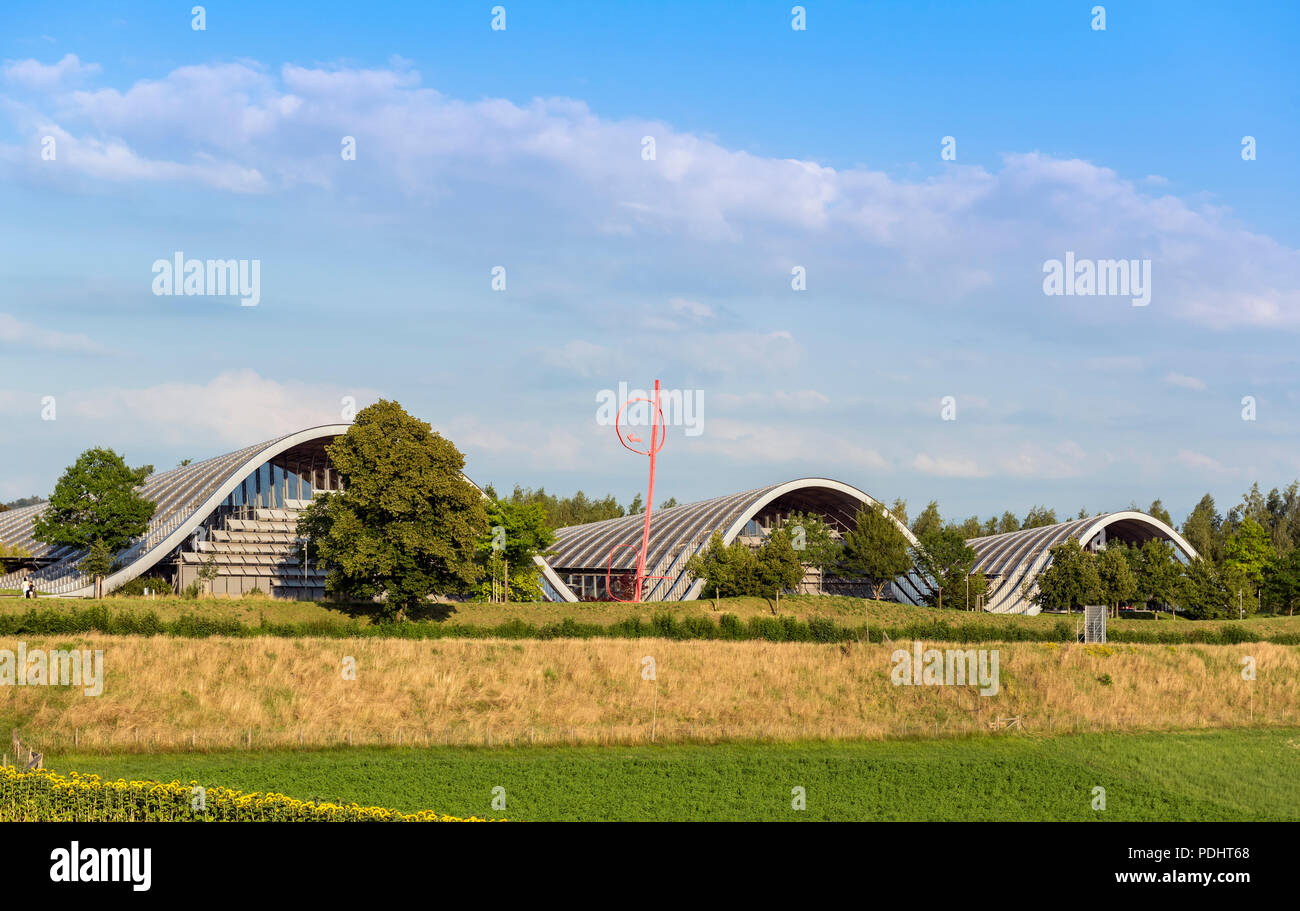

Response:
(2, 0), (1298, 525)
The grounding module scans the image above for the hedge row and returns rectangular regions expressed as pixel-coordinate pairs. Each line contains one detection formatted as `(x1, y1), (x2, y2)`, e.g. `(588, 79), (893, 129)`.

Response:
(0, 605), (1295, 645)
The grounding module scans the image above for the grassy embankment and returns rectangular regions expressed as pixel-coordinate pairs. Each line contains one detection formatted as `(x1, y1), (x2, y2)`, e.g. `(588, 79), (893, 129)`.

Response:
(3, 635), (1294, 752)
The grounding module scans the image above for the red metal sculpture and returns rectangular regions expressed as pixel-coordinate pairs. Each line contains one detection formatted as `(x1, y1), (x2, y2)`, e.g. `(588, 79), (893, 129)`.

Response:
(606, 379), (666, 602)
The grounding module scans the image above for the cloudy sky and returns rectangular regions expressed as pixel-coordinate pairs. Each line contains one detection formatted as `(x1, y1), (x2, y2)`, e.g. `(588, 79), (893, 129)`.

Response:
(1, 0), (1298, 524)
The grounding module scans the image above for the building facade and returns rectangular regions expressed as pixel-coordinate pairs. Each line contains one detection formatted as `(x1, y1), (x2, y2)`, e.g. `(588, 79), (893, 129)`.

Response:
(0, 425), (1199, 612)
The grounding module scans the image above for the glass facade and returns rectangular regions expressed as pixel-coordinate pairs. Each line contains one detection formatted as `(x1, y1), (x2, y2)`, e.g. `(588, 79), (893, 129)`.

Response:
(563, 572), (637, 602)
(220, 449), (342, 512)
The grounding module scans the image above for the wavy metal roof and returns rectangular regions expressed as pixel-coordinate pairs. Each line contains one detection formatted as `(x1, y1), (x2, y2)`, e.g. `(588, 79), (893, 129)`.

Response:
(0, 425), (352, 596)
(5, 425), (1195, 612)
(1, 424), (582, 602)
(967, 510), (1199, 614)
(549, 477), (930, 603)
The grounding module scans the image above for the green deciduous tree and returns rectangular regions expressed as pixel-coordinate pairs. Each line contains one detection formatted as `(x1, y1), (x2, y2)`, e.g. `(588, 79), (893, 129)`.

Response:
(1263, 547), (1300, 616)
(297, 400), (488, 617)
(33, 448), (155, 553)
(840, 504), (913, 600)
(32, 447), (156, 593)
(913, 526), (980, 609)
(78, 539), (114, 581)
(1096, 545), (1138, 613)
(1223, 517), (1274, 590)
(996, 511), (1021, 534)
(910, 500), (943, 539)
(757, 526), (806, 609)
(1022, 505), (1058, 529)
(1219, 562), (1258, 617)
(1132, 539), (1181, 610)
(1177, 558), (1232, 620)
(1028, 538), (1101, 612)
(477, 498), (556, 602)
(783, 511), (840, 594)
(0, 541), (31, 561)
(685, 531), (761, 606)
(489, 486), (625, 528)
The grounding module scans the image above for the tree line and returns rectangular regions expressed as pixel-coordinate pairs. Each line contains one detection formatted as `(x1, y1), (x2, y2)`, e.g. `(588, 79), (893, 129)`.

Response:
(907, 486), (1300, 618)
(21, 398), (1300, 619)
(685, 503), (989, 611)
(483, 485), (678, 528)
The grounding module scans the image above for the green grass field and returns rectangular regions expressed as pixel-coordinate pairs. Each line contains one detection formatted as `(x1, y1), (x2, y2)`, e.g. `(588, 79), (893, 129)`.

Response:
(49, 727), (1300, 821)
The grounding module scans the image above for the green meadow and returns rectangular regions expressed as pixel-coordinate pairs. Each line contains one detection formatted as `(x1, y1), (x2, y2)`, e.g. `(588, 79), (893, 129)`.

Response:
(52, 727), (1300, 821)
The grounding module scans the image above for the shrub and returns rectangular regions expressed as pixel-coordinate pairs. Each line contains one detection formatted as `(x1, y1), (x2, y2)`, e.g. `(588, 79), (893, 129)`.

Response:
(1, 604), (1294, 647)
(808, 616), (839, 642)
(109, 576), (172, 597)
(717, 613), (743, 639)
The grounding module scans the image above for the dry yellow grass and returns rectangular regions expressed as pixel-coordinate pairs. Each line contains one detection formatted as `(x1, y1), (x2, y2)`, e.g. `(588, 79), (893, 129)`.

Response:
(4, 636), (1296, 753)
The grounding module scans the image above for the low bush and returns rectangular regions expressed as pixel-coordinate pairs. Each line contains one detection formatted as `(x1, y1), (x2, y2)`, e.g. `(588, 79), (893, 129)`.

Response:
(0, 605), (1293, 646)
(108, 577), (172, 597)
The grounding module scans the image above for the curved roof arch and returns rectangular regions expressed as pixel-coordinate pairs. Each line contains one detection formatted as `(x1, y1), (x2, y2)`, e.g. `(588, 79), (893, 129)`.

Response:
(549, 478), (928, 603)
(967, 510), (1199, 614)
(0, 424), (352, 596)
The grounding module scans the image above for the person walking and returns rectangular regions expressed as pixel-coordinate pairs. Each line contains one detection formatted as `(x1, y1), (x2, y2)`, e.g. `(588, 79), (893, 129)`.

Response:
(21, 578), (31, 599)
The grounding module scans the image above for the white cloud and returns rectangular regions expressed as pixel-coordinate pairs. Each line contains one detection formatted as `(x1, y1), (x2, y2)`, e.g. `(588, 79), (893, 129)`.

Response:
(0, 59), (1292, 330)
(668, 297), (714, 320)
(680, 330), (803, 375)
(442, 415), (586, 471)
(62, 369), (376, 445)
(997, 441), (1089, 480)
(1164, 371), (1207, 391)
(640, 297), (716, 331)
(1177, 449), (1231, 475)
(31, 124), (268, 191)
(3, 54), (100, 89)
(0, 312), (107, 354)
(542, 340), (616, 378)
(1085, 355), (1144, 371)
(713, 389), (831, 412)
(911, 452), (988, 478)
(696, 417), (889, 471)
